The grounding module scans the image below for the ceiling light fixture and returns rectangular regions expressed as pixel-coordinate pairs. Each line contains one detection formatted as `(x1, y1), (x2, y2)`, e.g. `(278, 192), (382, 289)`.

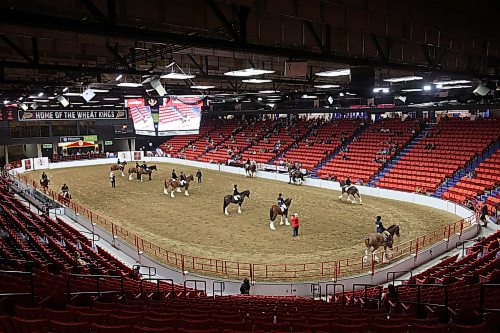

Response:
(258, 90), (280, 94)
(19, 103), (28, 111)
(224, 68), (275, 77)
(383, 76), (423, 83)
(160, 72), (196, 80)
(439, 85), (473, 90)
(301, 94), (318, 99)
(423, 85), (432, 91)
(62, 87), (69, 93)
(90, 89), (110, 93)
(400, 88), (423, 92)
(314, 84), (341, 89)
(190, 85), (215, 89)
(315, 69), (350, 77)
(433, 80), (471, 85)
(103, 97), (120, 101)
(37, 92), (44, 97)
(242, 79), (272, 83)
(373, 88), (390, 93)
(115, 74), (123, 81)
(117, 82), (143, 87)
(63, 92), (82, 96)
(339, 92), (345, 97)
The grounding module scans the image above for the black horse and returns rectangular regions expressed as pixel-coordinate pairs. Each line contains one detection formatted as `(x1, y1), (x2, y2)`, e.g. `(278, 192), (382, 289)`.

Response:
(289, 170), (305, 185)
(223, 190), (250, 215)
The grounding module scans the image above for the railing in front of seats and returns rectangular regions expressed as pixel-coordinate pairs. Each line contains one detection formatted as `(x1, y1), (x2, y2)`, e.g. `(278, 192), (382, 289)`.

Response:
(14, 172), (476, 282)
(0, 270), (35, 305)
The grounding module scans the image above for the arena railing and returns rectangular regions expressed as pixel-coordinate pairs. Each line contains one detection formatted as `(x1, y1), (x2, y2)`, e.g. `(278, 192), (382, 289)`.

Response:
(14, 172), (476, 282)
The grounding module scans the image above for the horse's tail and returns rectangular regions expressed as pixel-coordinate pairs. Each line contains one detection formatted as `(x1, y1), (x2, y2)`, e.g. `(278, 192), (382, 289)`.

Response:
(269, 207), (274, 221)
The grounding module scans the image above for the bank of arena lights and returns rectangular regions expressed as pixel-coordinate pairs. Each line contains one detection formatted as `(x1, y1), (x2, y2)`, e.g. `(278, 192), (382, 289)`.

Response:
(117, 82), (142, 87)
(62, 87), (69, 93)
(433, 79), (471, 85)
(301, 94), (318, 99)
(373, 88), (390, 93)
(423, 85), (432, 91)
(315, 69), (350, 77)
(258, 90), (280, 94)
(242, 78), (273, 83)
(401, 88), (423, 92)
(224, 68), (275, 77)
(314, 84), (341, 89)
(439, 85), (473, 90)
(383, 76), (423, 83)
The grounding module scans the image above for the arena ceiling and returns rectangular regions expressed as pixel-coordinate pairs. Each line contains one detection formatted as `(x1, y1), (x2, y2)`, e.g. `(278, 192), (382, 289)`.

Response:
(0, 0), (500, 111)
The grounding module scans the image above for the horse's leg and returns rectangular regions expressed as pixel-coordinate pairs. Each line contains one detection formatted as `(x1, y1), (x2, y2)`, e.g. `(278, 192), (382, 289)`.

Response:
(176, 185), (181, 192)
(170, 188), (175, 198)
(164, 186), (169, 195)
(237, 203), (241, 214)
(358, 193), (363, 205)
(285, 213), (290, 226)
(269, 219), (276, 230)
(224, 202), (229, 215)
(339, 192), (344, 199)
(128, 173), (133, 181)
(280, 215), (284, 225)
(184, 187), (189, 196)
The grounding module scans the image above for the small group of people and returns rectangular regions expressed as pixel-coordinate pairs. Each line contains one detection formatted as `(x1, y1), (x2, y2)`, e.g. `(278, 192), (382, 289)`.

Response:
(171, 169), (203, 184)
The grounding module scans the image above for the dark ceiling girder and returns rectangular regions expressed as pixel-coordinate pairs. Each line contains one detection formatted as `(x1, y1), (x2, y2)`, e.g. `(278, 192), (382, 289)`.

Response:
(80, 0), (106, 21)
(187, 54), (207, 75)
(206, 0), (239, 41)
(304, 21), (327, 54)
(370, 34), (387, 63)
(105, 42), (132, 69)
(233, 5), (250, 42)
(31, 37), (39, 65)
(421, 44), (433, 67)
(107, 0), (116, 21)
(0, 34), (33, 64)
(0, 9), (483, 77)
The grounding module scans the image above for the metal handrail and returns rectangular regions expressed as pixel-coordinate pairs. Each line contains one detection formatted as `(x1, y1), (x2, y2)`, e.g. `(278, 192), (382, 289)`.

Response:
(310, 283), (322, 300)
(140, 278), (175, 300)
(387, 270), (412, 285)
(325, 283), (345, 303)
(0, 270), (35, 305)
(183, 279), (206, 298)
(395, 283), (449, 320)
(352, 284), (383, 307)
(67, 274), (124, 302)
(480, 283), (500, 317)
(212, 281), (225, 297)
(134, 265), (156, 278)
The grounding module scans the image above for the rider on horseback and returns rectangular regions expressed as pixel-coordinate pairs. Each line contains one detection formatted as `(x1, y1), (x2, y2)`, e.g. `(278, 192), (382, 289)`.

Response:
(343, 176), (352, 191)
(277, 193), (287, 213)
(61, 183), (69, 195)
(375, 216), (386, 234)
(245, 158), (251, 167)
(141, 161), (148, 171)
(41, 172), (48, 181)
(233, 184), (241, 201)
(172, 169), (178, 181)
(179, 171), (186, 186)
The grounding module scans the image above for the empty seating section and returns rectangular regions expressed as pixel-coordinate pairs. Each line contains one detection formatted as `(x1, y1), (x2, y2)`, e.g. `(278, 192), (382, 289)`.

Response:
(159, 120), (217, 158)
(197, 119), (271, 164)
(485, 193), (500, 216)
(377, 118), (500, 193)
(442, 150), (500, 204)
(275, 119), (362, 170)
(240, 119), (311, 164)
(317, 119), (420, 182)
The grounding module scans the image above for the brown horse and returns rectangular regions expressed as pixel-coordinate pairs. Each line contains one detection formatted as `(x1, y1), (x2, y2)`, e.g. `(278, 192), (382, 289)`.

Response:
(58, 191), (72, 206)
(289, 170), (305, 185)
(269, 198), (292, 230)
(244, 163), (257, 178)
(110, 161), (127, 176)
(128, 165), (157, 181)
(363, 231), (393, 263)
(164, 175), (194, 197)
(40, 178), (50, 193)
(338, 180), (362, 204)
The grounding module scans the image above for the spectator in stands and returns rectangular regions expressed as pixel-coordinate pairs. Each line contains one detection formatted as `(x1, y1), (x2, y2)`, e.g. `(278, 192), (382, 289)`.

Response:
(291, 213), (300, 239)
(382, 284), (399, 313)
(480, 204), (489, 227)
(196, 169), (202, 183)
(72, 252), (87, 273)
(130, 266), (141, 279)
(110, 171), (115, 188)
(240, 278), (251, 295)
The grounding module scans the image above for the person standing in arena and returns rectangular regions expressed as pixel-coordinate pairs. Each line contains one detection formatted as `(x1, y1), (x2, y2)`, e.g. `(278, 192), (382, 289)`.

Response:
(196, 169), (202, 183)
(110, 170), (116, 188)
(291, 213), (300, 239)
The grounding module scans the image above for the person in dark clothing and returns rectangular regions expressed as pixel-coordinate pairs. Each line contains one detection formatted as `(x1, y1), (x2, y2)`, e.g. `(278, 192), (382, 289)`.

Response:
(196, 169), (202, 183)
(41, 172), (48, 181)
(480, 204), (489, 227)
(61, 183), (69, 193)
(240, 278), (250, 295)
(383, 284), (399, 313)
(110, 171), (116, 188)
(345, 176), (352, 186)
(171, 169), (178, 180)
(179, 172), (186, 186)
(233, 184), (240, 201)
(136, 162), (140, 169)
(375, 216), (385, 233)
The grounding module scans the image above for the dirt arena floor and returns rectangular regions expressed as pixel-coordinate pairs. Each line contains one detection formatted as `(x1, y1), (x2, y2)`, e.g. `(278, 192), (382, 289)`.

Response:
(29, 163), (459, 266)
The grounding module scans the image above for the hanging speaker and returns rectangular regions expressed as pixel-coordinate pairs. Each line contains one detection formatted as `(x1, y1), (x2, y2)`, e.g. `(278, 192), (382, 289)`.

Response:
(473, 85), (491, 96)
(56, 95), (69, 107)
(150, 79), (167, 96)
(82, 89), (96, 102)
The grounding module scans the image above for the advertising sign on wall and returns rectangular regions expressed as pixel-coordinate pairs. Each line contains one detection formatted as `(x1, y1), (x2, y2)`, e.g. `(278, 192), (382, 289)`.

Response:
(18, 109), (127, 121)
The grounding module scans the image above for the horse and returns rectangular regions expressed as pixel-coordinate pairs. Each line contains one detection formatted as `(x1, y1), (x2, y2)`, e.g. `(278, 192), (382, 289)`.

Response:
(223, 190), (251, 215)
(58, 191), (72, 206)
(164, 175), (194, 198)
(244, 163), (257, 178)
(128, 165), (157, 181)
(288, 170), (305, 185)
(110, 161), (127, 177)
(40, 178), (50, 192)
(385, 224), (400, 239)
(363, 231), (393, 263)
(338, 180), (362, 204)
(269, 198), (292, 230)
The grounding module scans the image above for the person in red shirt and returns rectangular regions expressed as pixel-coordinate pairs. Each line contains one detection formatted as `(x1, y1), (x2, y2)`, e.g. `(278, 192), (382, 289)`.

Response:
(291, 213), (300, 238)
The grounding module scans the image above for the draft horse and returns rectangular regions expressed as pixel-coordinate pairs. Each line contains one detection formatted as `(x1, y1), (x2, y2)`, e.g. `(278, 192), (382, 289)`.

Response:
(364, 232), (393, 263)
(223, 190), (251, 215)
(289, 170), (305, 185)
(40, 178), (50, 193)
(58, 191), (72, 206)
(244, 163), (257, 178)
(110, 161), (127, 177)
(128, 165), (157, 181)
(164, 175), (194, 198)
(269, 198), (292, 230)
(338, 180), (362, 204)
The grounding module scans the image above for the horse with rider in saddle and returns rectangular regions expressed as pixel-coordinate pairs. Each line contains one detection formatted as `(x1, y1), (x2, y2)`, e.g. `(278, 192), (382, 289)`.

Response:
(40, 172), (50, 192)
(164, 171), (194, 197)
(339, 178), (362, 204)
(269, 194), (292, 230)
(223, 184), (250, 215)
(244, 159), (257, 178)
(110, 160), (127, 176)
(288, 164), (306, 185)
(128, 164), (157, 181)
(364, 218), (400, 263)
(59, 183), (72, 203)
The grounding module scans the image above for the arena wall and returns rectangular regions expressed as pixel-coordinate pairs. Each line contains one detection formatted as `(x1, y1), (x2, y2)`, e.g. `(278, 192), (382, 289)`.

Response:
(10, 157), (477, 297)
